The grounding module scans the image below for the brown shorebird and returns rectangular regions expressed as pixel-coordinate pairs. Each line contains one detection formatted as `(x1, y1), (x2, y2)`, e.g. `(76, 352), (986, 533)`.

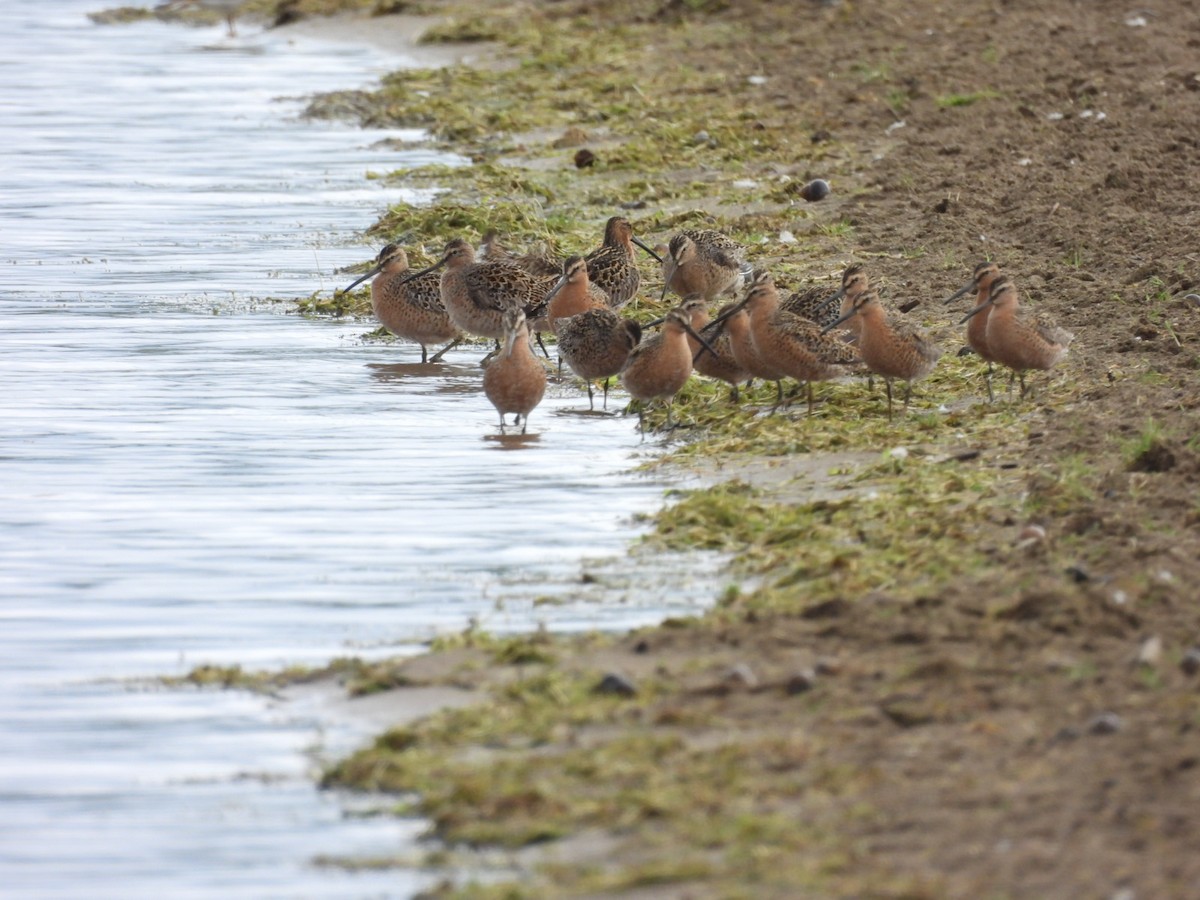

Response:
(675, 296), (752, 401)
(584, 216), (661, 308)
(659, 229), (751, 303)
(944, 261), (1003, 401)
(959, 276), (1073, 398)
(721, 302), (789, 406)
(342, 243), (461, 364)
(825, 289), (943, 419)
(556, 309), (642, 411)
(619, 305), (716, 433)
(403, 238), (544, 342)
(543, 255), (611, 337)
(711, 270), (860, 415)
(482, 308), (547, 434)
(811, 263), (870, 343)
(479, 231), (562, 278)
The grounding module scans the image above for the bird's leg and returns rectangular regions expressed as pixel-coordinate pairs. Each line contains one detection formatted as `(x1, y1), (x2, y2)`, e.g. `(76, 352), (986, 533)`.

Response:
(429, 338), (461, 363)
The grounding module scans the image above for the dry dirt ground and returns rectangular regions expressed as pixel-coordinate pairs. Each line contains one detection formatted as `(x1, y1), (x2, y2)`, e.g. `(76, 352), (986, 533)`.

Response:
(145, 0), (1200, 895)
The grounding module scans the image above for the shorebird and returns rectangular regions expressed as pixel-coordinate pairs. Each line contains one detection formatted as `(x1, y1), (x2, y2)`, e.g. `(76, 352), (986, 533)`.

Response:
(584, 216), (661, 308)
(825, 289), (943, 419)
(479, 231), (562, 278)
(959, 276), (1073, 398)
(812, 263), (870, 342)
(342, 243), (461, 364)
(170, 0), (243, 36)
(619, 305), (716, 433)
(944, 261), (1003, 401)
(543, 255), (611, 338)
(659, 229), (751, 303)
(711, 270), (860, 415)
(482, 308), (546, 434)
(403, 238), (544, 342)
(556, 308), (642, 410)
(676, 296), (752, 401)
(721, 302), (788, 406)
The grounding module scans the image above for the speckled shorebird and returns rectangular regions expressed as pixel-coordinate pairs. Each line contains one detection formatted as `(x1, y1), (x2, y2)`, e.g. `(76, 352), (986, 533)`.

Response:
(959, 276), (1073, 398)
(782, 279), (846, 332)
(825, 289), (943, 419)
(676, 296), (752, 401)
(482, 308), (547, 434)
(584, 216), (661, 309)
(619, 305), (716, 433)
(403, 238), (544, 342)
(342, 243), (461, 364)
(172, 0), (243, 36)
(556, 309), (642, 411)
(543, 255), (611, 337)
(712, 270), (860, 415)
(479, 231), (562, 278)
(944, 261), (1003, 402)
(659, 229), (752, 303)
(812, 263), (871, 342)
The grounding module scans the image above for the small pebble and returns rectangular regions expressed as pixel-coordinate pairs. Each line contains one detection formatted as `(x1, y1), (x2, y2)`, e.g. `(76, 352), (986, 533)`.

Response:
(724, 663), (759, 689)
(594, 672), (637, 697)
(1086, 712), (1123, 735)
(1184, 293), (1200, 308)
(786, 669), (817, 694)
(1135, 635), (1162, 667)
(798, 178), (831, 202)
(1180, 648), (1200, 676)
(573, 148), (596, 169)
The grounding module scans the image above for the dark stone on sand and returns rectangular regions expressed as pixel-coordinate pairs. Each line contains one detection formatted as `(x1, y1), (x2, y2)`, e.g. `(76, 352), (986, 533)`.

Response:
(594, 672), (637, 697)
(786, 669), (816, 694)
(1086, 712), (1123, 735)
(1180, 648), (1200, 676)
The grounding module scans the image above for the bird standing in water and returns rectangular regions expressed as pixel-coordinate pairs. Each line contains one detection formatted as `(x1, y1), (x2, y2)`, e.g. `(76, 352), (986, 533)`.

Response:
(482, 308), (547, 434)
(342, 243), (461, 364)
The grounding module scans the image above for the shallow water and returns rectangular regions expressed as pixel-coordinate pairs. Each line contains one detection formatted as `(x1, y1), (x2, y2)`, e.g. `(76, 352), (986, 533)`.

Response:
(0, 4), (713, 896)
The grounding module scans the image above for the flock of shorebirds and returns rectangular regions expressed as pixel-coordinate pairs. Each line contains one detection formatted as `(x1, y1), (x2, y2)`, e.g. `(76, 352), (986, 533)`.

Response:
(340, 216), (1074, 435)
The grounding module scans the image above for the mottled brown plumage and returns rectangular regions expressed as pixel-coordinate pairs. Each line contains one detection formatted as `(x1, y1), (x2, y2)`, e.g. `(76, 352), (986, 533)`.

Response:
(556, 308), (642, 410)
(342, 243), (461, 364)
(406, 238), (545, 341)
(584, 216), (659, 308)
(660, 229), (750, 303)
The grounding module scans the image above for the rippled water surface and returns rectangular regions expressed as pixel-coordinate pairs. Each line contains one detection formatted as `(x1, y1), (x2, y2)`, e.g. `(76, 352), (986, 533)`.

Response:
(0, 4), (709, 896)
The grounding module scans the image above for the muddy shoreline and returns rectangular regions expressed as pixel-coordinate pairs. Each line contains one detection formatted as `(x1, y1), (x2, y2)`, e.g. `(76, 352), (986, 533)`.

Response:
(149, 0), (1200, 896)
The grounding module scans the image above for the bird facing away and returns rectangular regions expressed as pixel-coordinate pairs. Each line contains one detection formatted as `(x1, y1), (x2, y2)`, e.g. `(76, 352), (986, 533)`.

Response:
(714, 270), (860, 415)
(677, 296), (752, 401)
(959, 276), (1073, 398)
(619, 305), (716, 432)
(584, 216), (662, 308)
(342, 243), (461, 364)
(482, 308), (547, 434)
(404, 238), (544, 342)
(556, 308), (642, 411)
(825, 289), (943, 419)
(944, 260), (1003, 401)
(659, 229), (751, 303)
